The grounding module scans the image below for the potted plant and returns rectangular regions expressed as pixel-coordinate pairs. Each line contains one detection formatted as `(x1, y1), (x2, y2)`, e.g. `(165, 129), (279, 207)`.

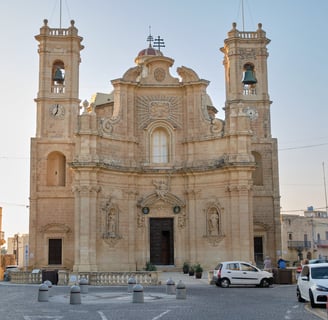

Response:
(194, 263), (203, 279)
(188, 265), (195, 276)
(182, 262), (190, 274)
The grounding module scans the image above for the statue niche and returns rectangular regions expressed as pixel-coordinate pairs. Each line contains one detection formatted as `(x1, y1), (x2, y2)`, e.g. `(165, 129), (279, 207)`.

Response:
(102, 199), (119, 238)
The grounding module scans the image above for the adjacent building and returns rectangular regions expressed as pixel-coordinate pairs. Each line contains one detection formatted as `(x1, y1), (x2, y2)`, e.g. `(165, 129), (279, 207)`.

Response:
(28, 20), (281, 272)
(281, 207), (328, 264)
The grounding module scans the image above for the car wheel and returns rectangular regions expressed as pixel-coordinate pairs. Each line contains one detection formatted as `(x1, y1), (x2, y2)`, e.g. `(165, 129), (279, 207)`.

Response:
(215, 281), (221, 287)
(309, 290), (317, 308)
(260, 278), (270, 288)
(220, 278), (230, 288)
(297, 287), (305, 302)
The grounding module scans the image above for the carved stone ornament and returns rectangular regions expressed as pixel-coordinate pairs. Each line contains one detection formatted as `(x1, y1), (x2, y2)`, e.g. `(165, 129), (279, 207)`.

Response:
(137, 95), (182, 128)
(204, 234), (225, 247)
(39, 223), (71, 234)
(154, 67), (166, 82)
(137, 179), (185, 229)
(238, 48), (257, 60)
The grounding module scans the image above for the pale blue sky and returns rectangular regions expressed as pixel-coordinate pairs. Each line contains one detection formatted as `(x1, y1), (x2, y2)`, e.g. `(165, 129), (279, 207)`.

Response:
(1, 0), (328, 239)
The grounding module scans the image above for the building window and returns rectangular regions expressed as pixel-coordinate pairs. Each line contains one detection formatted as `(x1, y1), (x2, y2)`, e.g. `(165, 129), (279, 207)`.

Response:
(288, 233), (292, 240)
(47, 152), (66, 186)
(151, 128), (169, 163)
(48, 239), (62, 265)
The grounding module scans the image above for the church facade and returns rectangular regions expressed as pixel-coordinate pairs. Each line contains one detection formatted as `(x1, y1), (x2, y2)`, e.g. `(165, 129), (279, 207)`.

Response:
(28, 19), (281, 272)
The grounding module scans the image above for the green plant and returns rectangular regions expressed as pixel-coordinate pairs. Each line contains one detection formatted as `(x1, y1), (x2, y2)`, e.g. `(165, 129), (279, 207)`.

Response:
(182, 262), (190, 273)
(145, 261), (157, 271)
(194, 263), (203, 273)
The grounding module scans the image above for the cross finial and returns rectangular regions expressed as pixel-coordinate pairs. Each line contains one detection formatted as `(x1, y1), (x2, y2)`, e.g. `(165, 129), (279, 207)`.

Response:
(147, 26), (154, 47)
(153, 35), (165, 51)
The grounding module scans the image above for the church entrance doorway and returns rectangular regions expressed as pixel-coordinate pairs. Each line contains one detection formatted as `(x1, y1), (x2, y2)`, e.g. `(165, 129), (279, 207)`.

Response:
(149, 218), (174, 265)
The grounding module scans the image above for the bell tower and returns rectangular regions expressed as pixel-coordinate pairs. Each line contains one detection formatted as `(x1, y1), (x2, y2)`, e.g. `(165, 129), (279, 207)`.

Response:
(34, 19), (84, 138)
(220, 22), (281, 264)
(221, 22), (271, 139)
(29, 20), (83, 269)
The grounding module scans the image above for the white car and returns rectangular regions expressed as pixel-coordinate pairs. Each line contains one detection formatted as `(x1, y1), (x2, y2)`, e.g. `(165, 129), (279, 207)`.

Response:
(297, 263), (328, 308)
(212, 261), (273, 288)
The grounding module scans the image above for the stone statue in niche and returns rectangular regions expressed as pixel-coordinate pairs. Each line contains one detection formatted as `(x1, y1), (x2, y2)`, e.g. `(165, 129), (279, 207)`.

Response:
(208, 208), (219, 236)
(102, 199), (118, 238)
(107, 208), (116, 236)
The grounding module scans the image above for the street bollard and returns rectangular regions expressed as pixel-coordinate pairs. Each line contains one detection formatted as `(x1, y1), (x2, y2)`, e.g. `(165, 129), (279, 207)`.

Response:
(176, 280), (187, 300)
(132, 284), (144, 303)
(79, 278), (88, 294)
(70, 285), (81, 304)
(38, 283), (49, 302)
(166, 278), (175, 295)
(128, 276), (136, 293)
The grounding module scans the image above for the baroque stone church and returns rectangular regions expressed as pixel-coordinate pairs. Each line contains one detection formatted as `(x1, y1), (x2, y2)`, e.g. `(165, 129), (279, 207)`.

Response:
(28, 19), (281, 272)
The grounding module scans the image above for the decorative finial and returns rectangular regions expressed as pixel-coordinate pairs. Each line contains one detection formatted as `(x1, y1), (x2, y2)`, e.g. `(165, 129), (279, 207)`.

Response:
(153, 35), (165, 51)
(147, 26), (153, 48)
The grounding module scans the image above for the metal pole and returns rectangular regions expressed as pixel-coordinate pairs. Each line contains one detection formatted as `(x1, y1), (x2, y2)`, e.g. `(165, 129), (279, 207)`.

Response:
(323, 162), (328, 213)
(59, 0), (62, 29)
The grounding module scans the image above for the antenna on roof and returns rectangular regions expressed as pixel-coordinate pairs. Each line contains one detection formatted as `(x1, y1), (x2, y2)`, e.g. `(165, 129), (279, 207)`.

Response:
(153, 35), (165, 51)
(147, 26), (154, 47)
(241, 0), (245, 31)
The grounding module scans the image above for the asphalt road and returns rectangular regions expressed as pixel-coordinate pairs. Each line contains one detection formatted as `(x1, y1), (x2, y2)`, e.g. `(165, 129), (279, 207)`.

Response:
(0, 277), (325, 320)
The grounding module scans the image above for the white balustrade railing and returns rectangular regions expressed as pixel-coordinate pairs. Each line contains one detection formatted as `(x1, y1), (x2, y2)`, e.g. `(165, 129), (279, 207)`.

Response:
(10, 270), (161, 286)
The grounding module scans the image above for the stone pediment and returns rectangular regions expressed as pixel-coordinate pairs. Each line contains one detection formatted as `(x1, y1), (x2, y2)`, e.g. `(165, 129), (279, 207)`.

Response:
(39, 223), (71, 234)
(139, 191), (185, 208)
(138, 56), (179, 85)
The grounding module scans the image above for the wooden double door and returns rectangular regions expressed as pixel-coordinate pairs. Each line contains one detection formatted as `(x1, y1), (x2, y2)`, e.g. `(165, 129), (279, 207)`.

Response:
(149, 218), (174, 265)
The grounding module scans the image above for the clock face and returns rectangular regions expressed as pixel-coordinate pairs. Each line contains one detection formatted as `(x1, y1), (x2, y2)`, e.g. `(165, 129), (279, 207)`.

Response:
(50, 104), (65, 118)
(244, 107), (258, 120)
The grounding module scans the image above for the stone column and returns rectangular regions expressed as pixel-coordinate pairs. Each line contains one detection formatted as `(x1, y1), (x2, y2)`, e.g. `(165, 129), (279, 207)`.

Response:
(73, 184), (100, 272)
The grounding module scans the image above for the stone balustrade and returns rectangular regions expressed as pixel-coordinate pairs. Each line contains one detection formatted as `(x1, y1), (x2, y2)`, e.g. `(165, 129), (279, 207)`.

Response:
(10, 270), (161, 286)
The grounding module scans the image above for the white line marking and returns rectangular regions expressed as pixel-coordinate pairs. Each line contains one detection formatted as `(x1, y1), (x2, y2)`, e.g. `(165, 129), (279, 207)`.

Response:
(24, 317), (64, 320)
(152, 310), (171, 320)
(97, 311), (109, 320)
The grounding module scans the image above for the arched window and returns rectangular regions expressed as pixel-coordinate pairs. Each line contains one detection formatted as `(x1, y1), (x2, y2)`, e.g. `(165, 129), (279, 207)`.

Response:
(252, 151), (263, 186)
(242, 63), (257, 95)
(47, 152), (66, 186)
(151, 128), (169, 163)
(52, 60), (65, 94)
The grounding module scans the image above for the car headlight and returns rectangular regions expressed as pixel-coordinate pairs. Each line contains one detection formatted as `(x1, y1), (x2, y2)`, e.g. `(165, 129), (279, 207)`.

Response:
(314, 284), (328, 292)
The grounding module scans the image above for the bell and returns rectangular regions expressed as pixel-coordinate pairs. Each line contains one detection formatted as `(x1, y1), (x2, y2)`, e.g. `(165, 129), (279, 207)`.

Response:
(242, 66), (257, 85)
(53, 68), (64, 83)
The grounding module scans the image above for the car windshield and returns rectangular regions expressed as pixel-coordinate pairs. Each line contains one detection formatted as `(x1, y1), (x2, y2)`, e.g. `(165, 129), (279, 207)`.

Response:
(311, 266), (328, 279)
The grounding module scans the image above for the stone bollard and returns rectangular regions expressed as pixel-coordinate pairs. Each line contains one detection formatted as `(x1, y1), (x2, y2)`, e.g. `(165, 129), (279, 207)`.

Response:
(38, 283), (49, 302)
(166, 278), (175, 295)
(176, 280), (186, 300)
(70, 285), (81, 304)
(79, 278), (88, 294)
(132, 284), (144, 303)
(128, 276), (136, 293)
(44, 280), (52, 289)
